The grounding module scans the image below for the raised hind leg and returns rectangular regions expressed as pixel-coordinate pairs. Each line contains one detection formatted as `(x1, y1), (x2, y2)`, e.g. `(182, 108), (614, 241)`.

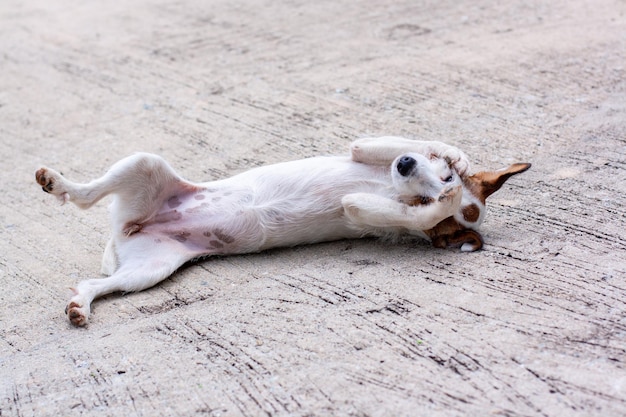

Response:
(35, 153), (200, 236)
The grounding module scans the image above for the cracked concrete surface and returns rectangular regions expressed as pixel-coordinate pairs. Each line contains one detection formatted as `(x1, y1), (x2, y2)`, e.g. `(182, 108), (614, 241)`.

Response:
(1, 0), (625, 415)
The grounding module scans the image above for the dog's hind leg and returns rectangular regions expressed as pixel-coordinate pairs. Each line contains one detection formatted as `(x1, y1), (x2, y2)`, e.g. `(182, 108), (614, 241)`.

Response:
(65, 240), (187, 326)
(36, 153), (200, 235)
(350, 137), (470, 177)
(36, 153), (188, 209)
(66, 264), (174, 326)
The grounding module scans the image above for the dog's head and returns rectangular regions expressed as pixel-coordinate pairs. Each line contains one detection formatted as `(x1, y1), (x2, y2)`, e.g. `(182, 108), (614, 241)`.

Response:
(424, 162), (531, 251)
(388, 152), (530, 251)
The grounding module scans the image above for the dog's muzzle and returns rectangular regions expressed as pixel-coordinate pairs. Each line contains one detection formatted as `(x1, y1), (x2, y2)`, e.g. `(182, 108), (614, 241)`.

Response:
(397, 156), (416, 177)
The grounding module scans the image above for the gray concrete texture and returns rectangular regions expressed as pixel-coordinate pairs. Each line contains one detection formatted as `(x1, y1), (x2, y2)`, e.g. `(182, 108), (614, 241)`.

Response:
(1, 0), (625, 415)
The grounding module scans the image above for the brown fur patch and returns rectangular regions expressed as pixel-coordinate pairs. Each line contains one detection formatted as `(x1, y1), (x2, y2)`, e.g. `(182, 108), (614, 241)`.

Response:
(461, 204), (480, 223)
(446, 229), (483, 251)
(424, 217), (483, 251)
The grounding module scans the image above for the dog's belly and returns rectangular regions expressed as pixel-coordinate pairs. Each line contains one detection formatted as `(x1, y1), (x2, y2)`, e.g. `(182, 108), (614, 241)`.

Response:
(138, 156), (391, 256)
(138, 184), (259, 255)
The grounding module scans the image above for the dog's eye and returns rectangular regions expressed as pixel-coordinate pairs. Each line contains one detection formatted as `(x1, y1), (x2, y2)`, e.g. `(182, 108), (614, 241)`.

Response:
(443, 175), (454, 183)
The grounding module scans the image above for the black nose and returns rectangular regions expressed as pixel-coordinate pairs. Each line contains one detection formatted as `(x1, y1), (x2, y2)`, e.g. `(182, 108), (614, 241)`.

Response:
(397, 156), (416, 177)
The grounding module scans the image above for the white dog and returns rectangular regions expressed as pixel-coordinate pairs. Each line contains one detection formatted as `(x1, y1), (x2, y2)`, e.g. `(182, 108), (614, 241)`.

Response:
(35, 137), (529, 325)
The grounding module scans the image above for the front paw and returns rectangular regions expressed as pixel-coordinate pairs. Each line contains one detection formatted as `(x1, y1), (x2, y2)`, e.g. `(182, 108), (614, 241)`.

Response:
(350, 140), (381, 165)
(441, 148), (470, 178)
(427, 144), (470, 177)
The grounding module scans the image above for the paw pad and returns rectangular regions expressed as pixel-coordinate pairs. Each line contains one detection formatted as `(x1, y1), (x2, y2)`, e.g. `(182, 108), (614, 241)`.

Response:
(35, 168), (54, 193)
(66, 301), (88, 326)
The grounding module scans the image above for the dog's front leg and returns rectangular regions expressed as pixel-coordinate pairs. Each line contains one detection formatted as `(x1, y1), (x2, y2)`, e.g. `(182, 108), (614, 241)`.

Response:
(350, 137), (470, 177)
(342, 185), (462, 231)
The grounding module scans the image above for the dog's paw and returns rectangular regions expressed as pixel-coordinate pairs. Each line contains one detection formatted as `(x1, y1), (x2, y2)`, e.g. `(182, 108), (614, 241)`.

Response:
(65, 292), (90, 326)
(439, 150), (470, 178)
(428, 145), (471, 178)
(65, 302), (89, 326)
(349, 140), (381, 165)
(35, 167), (69, 204)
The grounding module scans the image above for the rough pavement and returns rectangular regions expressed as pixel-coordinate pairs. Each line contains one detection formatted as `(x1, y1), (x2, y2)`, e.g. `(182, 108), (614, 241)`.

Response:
(1, 0), (625, 415)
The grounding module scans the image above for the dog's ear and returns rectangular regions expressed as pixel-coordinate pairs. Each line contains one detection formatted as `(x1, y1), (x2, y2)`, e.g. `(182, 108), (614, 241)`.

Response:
(426, 217), (484, 252)
(465, 163), (531, 204)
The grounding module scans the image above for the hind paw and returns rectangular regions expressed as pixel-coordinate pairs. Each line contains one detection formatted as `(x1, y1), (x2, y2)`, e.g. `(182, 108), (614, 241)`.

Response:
(35, 168), (69, 204)
(65, 299), (90, 326)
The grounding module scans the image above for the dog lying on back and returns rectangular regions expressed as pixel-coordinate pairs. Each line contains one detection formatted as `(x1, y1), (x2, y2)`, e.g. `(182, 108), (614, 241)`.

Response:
(35, 136), (530, 325)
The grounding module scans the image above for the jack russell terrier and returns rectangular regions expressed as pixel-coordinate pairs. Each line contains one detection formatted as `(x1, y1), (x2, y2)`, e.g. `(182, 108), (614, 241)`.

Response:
(35, 137), (530, 325)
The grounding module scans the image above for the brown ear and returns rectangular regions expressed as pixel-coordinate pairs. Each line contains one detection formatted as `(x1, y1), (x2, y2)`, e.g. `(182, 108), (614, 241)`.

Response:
(466, 163), (531, 204)
(425, 217), (484, 252)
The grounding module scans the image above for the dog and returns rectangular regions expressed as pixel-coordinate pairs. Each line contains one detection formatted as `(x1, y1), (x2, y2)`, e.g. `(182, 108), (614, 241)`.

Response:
(35, 137), (530, 325)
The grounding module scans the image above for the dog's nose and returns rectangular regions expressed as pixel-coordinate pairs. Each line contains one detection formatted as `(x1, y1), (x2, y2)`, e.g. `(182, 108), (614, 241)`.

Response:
(397, 156), (416, 177)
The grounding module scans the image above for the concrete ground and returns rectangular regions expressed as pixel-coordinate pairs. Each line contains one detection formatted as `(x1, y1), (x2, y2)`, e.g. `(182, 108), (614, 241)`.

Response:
(1, 0), (625, 416)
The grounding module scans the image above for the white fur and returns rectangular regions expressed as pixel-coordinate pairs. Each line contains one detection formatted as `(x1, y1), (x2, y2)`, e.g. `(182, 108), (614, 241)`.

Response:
(36, 137), (470, 325)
